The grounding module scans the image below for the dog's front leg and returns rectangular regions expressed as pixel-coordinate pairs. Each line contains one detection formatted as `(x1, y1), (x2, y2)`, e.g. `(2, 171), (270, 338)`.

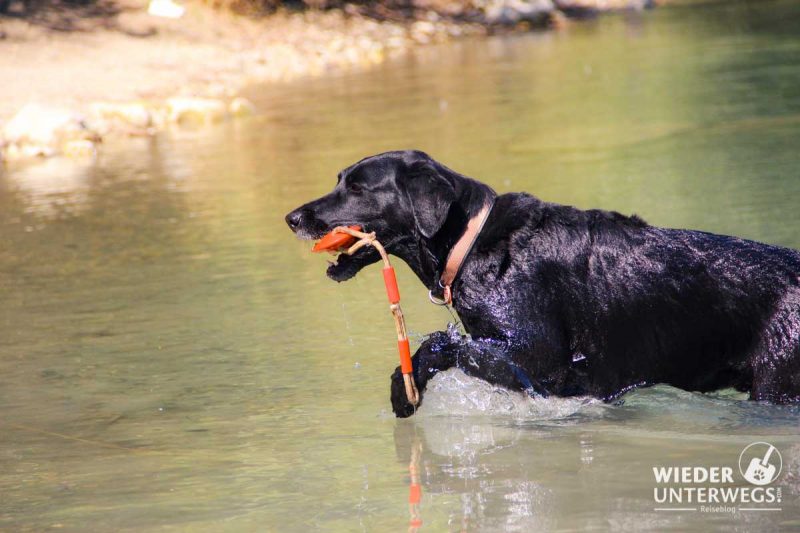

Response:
(390, 331), (459, 418)
(390, 331), (545, 418)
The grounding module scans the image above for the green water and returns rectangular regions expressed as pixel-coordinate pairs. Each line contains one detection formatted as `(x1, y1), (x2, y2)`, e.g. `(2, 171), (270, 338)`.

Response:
(2, 1), (800, 530)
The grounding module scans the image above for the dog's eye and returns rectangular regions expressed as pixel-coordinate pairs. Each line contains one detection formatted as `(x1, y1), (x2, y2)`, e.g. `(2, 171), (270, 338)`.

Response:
(348, 183), (363, 194)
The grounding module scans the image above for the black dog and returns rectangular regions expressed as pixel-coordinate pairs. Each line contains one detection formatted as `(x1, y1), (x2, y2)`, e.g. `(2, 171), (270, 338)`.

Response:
(286, 150), (800, 417)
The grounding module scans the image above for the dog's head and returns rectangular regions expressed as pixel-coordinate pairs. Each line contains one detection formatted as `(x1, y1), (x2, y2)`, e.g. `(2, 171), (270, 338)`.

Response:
(285, 150), (458, 282)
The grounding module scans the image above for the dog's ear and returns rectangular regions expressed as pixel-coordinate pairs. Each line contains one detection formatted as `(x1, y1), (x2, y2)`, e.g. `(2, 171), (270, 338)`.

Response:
(402, 161), (455, 238)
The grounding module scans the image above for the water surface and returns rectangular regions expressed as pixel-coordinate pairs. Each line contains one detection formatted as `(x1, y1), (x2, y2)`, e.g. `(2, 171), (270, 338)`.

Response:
(2, 0), (800, 530)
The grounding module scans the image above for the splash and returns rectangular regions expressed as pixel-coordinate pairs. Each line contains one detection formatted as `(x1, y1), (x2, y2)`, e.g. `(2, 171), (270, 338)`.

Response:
(417, 368), (603, 420)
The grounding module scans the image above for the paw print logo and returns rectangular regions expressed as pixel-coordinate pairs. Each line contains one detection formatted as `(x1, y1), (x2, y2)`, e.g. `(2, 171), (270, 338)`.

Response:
(739, 442), (782, 486)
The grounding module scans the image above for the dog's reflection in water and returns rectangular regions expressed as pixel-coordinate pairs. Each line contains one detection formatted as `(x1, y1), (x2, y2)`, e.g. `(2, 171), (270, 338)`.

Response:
(393, 412), (800, 531)
(393, 417), (558, 532)
(406, 436), (422, 532)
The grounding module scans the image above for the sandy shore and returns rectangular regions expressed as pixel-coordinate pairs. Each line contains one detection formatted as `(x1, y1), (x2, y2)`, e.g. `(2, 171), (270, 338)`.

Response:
(0, 0), (653, 162)
(1, 1), (480, 120)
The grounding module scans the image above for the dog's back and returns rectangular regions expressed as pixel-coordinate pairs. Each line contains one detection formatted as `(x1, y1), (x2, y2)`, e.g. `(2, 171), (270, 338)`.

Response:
(458, 193), (800, 402)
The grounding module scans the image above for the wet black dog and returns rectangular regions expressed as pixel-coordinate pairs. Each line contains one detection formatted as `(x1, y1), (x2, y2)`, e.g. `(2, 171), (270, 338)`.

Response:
(286, 150), (800, 417)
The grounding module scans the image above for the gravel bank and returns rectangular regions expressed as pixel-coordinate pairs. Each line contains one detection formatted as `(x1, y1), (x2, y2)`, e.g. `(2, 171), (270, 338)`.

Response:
(0, 0), (655, 163)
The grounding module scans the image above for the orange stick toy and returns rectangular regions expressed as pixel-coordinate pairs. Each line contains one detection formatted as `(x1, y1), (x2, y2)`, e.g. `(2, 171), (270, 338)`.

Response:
(312, 225), (361, 253)
(312, 226), (420, 406)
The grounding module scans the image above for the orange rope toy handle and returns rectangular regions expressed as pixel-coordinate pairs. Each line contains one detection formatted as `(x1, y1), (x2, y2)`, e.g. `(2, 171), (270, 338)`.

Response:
(331, 226), (420, 406)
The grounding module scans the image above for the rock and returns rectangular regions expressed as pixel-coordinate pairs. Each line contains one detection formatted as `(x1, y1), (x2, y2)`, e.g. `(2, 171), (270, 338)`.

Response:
(62, 139), (97, 159)
(90, 102), (153, 130)
(4, 104), (83, 148)
(410, 20), (437, 44)
(228, 97), (256, 117)
(166, 97), (228, 126)
(2, 103), (100, 160)
(554, 0), (653, 16)
(3, 143), (55, 159)
(147, 0), (185, 19)
(550, 8), (570, 28)
(483, 0), (555, 26)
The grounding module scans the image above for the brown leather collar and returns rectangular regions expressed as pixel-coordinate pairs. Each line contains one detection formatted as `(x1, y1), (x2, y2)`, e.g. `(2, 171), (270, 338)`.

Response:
(433, 199), (495, 305)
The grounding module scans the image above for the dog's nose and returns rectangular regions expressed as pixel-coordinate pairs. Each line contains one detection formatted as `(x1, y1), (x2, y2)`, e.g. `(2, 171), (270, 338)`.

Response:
(285, 209), (304, 230)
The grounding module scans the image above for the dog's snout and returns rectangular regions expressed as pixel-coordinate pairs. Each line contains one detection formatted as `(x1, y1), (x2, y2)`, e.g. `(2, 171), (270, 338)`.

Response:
(285, 209), (304, 230)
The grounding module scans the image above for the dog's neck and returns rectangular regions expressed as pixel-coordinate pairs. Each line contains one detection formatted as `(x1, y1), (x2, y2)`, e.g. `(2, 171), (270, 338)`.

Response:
(394, 172), (496, 291)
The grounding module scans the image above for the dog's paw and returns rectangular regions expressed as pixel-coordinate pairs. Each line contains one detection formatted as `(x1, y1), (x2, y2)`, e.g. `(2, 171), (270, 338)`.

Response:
(390, 367), (419, 418)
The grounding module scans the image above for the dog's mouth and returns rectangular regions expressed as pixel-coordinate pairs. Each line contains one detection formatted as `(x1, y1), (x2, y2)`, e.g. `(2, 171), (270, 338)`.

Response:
(298, 224), (382, 282)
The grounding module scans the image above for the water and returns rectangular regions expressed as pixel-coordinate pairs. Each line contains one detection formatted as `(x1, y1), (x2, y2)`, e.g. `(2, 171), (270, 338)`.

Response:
(2, 1), (800, 530)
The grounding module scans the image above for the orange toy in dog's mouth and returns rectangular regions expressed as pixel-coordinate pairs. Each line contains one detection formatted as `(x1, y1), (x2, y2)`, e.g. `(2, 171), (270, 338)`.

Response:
(311, 225), (362, 253)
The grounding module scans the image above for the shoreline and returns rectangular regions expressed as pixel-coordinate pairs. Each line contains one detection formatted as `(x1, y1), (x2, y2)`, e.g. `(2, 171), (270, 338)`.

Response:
(1, 0), (655, 164)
